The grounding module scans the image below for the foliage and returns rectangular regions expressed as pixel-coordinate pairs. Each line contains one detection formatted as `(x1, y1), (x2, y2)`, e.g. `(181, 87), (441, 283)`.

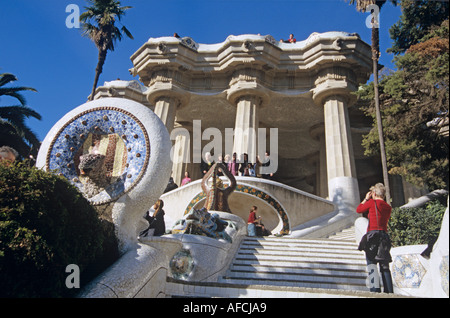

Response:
(388, 199), (447, 247)
(356, 20), (449, 190)
(0, 162), (119, 297)
(388, 0), (449, 55)
(80, 0), (133, 100)
(0, 73), (41, 158)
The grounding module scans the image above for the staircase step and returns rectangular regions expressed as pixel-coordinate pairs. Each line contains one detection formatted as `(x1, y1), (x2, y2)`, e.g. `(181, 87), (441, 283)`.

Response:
(228, 263), (366, 277)
(217, 235), (369, 293)
(165, 277), (408, 298)
(232, 258), (366, 271)
(235, 249), (366, 264)
(166, 230), (377, 297)
(218, 277), (368, 292)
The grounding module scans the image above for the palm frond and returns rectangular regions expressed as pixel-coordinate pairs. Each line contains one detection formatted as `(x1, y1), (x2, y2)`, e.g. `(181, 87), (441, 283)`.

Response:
(0, 73), (17, 87)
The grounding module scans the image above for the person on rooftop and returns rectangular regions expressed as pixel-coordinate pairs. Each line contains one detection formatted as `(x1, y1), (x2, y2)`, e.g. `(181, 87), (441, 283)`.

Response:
(280, 33), (296, 43)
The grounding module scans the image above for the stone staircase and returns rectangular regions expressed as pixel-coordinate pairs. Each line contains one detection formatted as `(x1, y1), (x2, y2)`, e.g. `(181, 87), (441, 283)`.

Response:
(165, 227), (406, 298)
(218, 235), (367, 291)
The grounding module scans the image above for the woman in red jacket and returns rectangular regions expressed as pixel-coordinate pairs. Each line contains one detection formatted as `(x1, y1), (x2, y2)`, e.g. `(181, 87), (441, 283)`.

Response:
(356, 183), (394, 293)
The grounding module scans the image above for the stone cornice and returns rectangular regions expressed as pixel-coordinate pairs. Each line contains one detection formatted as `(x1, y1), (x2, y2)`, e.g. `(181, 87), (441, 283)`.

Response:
(129, 32), (372, 102)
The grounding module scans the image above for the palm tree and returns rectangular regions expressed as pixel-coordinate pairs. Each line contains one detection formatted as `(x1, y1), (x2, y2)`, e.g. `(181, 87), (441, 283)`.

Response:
(349, 0), (397, 204)
(80, 0), (133, 101)
(0, 73), (41, 158)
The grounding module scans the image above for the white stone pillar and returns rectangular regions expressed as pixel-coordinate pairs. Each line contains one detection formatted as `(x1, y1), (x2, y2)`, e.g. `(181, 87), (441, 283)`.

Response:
(153, 96), (178, 133)
(322, 95), (359, 211)
(147, 82), (190, 184)
(233, 95), (260, 163)
(146, 82), (190, 134)
(310, 124), (328, 199)
(170, 122), (191, 186)
(227, 81), (269, 165)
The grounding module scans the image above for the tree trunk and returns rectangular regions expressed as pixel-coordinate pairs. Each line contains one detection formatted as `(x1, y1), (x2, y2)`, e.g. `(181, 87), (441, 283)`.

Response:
(89, 49), (107, 101)
(372, 25), (391, 204)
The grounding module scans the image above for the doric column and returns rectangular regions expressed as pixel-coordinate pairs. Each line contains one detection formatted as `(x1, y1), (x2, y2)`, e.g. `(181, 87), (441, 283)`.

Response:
(147, 81), (190, 185)
(170, 121), (192, 186)
(233, 95), (259, 162)
(146, 81), (190, 133)
(313, 68), (359, 211)
(227, 79), (269, 164)
(310, 124), (328, 199)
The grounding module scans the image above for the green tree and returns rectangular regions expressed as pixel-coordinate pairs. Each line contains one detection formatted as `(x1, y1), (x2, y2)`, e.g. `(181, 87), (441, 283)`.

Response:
(388, 0), (449, 55)
(0, 73), (41, 158)
(357, 20), (449, 189)
(0, 162), (119, 297)
(348, 0), (398, 203)
(80, 0), (133, 101)
(388, 199), (446, 247)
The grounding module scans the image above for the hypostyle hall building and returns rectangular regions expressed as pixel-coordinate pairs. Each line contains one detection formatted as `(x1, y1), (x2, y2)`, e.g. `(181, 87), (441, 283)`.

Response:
(94, 32), (418, 208)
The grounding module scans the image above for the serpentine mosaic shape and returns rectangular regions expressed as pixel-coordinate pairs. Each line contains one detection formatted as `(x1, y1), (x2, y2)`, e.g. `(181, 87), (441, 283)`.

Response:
(46, 107), (150, 205)
(185, 184), (290, 235)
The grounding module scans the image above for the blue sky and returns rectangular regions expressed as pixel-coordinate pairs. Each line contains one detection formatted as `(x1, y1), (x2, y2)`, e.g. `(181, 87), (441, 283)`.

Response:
(0, 0), (402, 142)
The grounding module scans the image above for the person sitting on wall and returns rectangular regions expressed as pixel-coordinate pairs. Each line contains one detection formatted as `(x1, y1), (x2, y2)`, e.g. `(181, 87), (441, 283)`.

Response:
(140, 199), (166, 237)
(280, 33), (296, 43)
(247, 206), (261, 237)
(256, 217), (272, 237)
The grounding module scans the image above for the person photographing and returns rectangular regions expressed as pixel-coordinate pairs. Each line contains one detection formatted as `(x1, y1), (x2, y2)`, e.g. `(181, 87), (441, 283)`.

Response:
(356, 183), (394, 293)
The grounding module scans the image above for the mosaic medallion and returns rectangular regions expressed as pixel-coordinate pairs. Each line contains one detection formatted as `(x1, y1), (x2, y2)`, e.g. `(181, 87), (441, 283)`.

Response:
(392, 254), (427, 289)
(170, 248), (195, 280)
(46, 107), (150, 205)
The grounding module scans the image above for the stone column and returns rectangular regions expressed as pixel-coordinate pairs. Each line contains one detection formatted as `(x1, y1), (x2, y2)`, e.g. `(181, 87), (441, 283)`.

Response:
(310, 124), (328, 199)
(232, 95), (260, 162)
(147, 82), (190, 184)
(146, 82), (190, 134)
(153, 96), (178, 132)
(170, 121), (192, 185)
(227, 81), (269, 165)
(313, 72), (360, 212)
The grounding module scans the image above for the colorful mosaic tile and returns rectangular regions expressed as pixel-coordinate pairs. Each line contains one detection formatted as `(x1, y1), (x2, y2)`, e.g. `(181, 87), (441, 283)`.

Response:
(392, 254), (427, 289)
(184, 183), (290, 235)
(46, 107), (150, 205)
(170, 248), (195, 280)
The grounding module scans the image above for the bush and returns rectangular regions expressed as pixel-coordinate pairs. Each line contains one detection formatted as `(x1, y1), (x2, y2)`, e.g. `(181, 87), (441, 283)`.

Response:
(0, 161), (119, 297)
(388, 199), (446, 247)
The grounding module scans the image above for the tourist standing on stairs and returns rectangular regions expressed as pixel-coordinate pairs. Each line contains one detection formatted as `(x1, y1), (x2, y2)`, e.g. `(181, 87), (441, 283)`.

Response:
(247, 206), (260, 237)
(356, 183), (394, 293)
